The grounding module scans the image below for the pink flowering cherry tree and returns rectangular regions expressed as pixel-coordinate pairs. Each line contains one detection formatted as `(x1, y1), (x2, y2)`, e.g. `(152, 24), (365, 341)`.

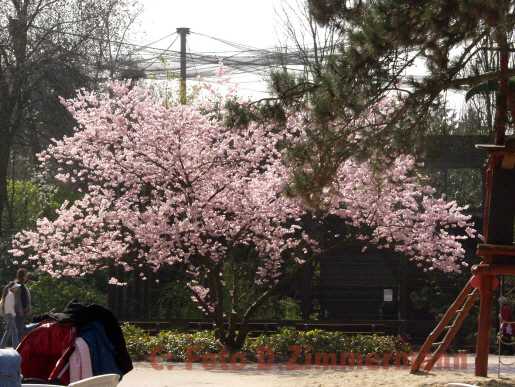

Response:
(11, 80), (475, 348)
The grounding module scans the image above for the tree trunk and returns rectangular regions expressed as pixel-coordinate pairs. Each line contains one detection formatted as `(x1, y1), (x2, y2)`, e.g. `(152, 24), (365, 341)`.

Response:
(231, 239), (358, 348)
(0, 125), (14, 237)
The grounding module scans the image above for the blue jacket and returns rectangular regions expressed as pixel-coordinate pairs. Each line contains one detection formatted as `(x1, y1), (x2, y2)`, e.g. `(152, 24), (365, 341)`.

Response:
(78, 321), (123, 380)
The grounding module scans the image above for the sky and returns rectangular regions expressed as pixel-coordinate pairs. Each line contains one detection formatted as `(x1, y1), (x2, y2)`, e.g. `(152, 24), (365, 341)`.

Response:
(135, 0), (289, 100)
(139, 0), (280, 49)
(134, 0), (467, 109)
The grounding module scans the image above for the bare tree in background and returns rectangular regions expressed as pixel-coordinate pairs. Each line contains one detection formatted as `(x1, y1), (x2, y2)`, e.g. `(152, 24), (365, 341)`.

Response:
(273, 0), (341, 82)
(0, 0), (143, 236)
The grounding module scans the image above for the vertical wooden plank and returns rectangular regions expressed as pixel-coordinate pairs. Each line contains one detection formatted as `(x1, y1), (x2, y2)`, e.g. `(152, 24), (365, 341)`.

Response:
(475, 274), (494, 377)
(487, 169), (515, 247)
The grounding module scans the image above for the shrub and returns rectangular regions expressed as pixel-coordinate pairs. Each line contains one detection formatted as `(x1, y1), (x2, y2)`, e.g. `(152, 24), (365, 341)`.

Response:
(122, 324), (412, 364)
(122, 324), (223, 361)
(244, 328), (412, 363)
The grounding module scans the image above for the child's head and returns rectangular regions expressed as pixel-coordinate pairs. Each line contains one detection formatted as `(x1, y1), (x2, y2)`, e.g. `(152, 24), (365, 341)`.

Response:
(9, 282), (20, 292)
(2, 281), (19, 299)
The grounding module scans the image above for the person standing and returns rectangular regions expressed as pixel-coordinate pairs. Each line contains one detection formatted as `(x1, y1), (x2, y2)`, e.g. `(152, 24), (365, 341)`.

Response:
(499, 296), (515, 355)
(14, 269), (30, 342)
(0, 282), (20, 349)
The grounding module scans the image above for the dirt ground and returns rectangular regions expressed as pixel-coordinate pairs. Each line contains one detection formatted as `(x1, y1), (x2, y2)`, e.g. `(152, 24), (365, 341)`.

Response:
(119, 354), (515, 387)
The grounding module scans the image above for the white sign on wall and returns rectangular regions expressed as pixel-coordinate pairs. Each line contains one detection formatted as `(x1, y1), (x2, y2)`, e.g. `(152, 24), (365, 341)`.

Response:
(384, 289), (393, 302)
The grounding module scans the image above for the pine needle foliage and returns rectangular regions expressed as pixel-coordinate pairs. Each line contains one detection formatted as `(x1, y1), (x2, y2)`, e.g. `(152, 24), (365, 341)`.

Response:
(255, 0), (515, 199)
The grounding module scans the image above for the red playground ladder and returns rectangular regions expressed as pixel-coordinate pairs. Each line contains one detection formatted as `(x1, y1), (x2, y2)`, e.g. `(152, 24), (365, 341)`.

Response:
(410, 279), (479, 373)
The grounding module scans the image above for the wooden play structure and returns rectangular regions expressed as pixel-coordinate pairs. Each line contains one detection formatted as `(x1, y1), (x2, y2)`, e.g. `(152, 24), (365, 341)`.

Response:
(411, 138), (515, 376)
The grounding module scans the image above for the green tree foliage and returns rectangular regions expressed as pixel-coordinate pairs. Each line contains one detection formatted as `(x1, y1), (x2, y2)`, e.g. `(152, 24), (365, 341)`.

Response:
(28, 275), (108, 317)
(263, 0), (515, 198)
(8, 180), (57, 231)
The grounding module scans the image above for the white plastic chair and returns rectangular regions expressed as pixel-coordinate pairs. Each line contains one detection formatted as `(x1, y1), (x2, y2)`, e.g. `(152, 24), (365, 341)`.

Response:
(22, 374), (120, 387)
(68, 374), (119, 387)
(21, 383), (56, 387)
(446, 383), (479, 387)
(21, 385), (56, 387)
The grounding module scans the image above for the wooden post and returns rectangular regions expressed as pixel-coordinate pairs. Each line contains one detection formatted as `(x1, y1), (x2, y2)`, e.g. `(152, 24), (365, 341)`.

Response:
(475, 273), (494, 376)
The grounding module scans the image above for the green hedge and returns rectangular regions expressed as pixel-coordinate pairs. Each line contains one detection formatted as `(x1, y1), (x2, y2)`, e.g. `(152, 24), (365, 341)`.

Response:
(122, 324), (412, 364)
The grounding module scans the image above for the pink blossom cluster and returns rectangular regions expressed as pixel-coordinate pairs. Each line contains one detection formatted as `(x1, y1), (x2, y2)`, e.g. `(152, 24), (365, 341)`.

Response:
(10, 78), (476, 311)
(11, 81), (307, 288)
(322, 156), (475, 273)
